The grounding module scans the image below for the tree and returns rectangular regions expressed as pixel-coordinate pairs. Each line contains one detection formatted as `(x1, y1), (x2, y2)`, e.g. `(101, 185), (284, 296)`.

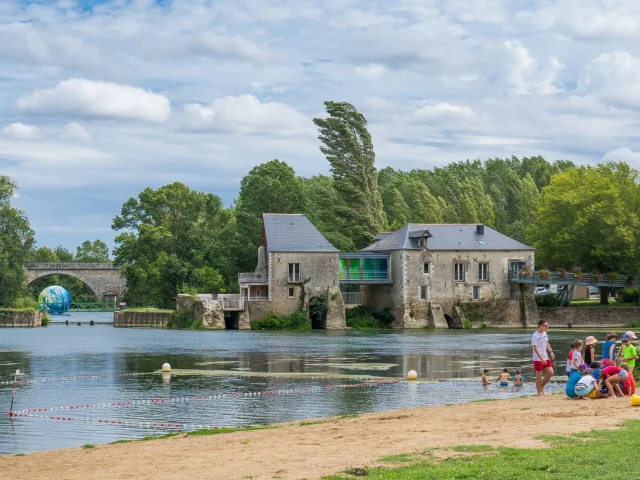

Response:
(0, 176), (34, 306)
(529, 163), (640, 303)
(112, 182), (229, 308)
(75, 240), (110, 263)
(231, 159), (306, 272)
(54, 246), (74, 262)
(30, 246), (59, 263)
(313, 101), (387, 249)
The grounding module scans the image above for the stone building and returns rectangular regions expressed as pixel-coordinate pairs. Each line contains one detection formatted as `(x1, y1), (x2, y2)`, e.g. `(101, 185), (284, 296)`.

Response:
(356, 224), (536, 328)
(238, 214), (346, 329)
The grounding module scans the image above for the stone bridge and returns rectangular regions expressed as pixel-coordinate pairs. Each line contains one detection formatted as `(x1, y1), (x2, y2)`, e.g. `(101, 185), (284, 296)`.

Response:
(24, 263), (125, 302)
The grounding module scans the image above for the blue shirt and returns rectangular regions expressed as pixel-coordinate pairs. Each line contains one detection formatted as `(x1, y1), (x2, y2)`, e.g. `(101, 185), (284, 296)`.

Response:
(566, 371), (582, 398)
(602, 340), (617, 360)
(593, 368), (601, 382)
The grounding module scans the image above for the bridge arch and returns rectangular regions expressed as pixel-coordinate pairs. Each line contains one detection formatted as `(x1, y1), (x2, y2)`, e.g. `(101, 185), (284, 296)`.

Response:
(24, 263), (125, 303)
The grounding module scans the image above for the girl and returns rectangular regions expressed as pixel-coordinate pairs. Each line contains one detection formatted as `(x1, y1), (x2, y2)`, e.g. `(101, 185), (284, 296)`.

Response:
(566, 344), (574, 377)
(584, 336), (597, 365)
(598, 363), (629, 398)
(601, 333), (619, 367)
(571, 340), (583, 373)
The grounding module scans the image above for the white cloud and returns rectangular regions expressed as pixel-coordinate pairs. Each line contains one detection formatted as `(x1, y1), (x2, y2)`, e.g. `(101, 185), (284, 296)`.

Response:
(414, 102), (475, 120)
(2, 122), (41, 140)
(183, 95), (311, 134)
(188, 32), (270, 61)
(61, 122), (92, 141)
(17, 79), (171, 123)
(578, 51), (640, 109)
(602, 147), (640, 164)
(355, 63), (388, 79)
(504, 40), (563, 95)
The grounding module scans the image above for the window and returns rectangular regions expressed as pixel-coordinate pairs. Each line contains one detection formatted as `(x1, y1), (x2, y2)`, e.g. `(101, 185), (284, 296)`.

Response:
(510, 284), (518, 301)
(288, 263), (300, 282)
(418, 237), (426, 247)
(288, 287), (295, 298)
(423, 262), (430, 274)
(477, 240), (487, 245)
(478, 263), (489, 281)
(420, 286), (429, 300)
(473, 286), (480, 300)
(454, 263), (466, 282)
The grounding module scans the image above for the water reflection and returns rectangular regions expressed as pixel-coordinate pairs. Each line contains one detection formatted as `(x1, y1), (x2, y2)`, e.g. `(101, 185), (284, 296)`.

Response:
(1, 317), (594, 454)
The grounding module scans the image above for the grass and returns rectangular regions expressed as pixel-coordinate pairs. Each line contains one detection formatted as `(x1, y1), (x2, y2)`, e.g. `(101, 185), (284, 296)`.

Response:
(377, 453), (416, 464)
(569, 299), (638, 308)
(324, 420), (640, 480)
(299, 414), (360, 427)
(82, 444), (95, 449)
(110, 425), (272, 445)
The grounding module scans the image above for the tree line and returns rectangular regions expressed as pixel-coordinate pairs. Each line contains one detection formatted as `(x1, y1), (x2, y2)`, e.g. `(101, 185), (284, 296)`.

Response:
(2, 101), (639, 308)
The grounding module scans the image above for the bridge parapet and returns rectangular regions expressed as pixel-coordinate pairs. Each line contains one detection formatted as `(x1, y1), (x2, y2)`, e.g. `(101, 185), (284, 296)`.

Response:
(25, 263), (118, 270)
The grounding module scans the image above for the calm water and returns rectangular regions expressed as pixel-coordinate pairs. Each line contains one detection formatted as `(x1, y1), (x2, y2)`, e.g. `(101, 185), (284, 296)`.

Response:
(1, 313), (601, 454)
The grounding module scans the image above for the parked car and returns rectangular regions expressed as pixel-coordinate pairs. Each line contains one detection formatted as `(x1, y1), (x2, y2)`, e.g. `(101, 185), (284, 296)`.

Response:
(534, 287), (549, 295)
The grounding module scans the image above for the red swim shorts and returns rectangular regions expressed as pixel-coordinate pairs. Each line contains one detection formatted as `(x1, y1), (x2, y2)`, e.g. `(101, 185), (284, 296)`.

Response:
(533, 359), (553, 372)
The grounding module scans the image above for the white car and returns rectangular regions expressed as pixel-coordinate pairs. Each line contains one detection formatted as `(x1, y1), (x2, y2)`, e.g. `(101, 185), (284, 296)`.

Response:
(534, 287), (549, 295)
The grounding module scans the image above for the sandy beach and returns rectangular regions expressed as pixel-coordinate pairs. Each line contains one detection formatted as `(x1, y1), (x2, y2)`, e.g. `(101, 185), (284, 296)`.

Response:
(2, 393), (640, 479)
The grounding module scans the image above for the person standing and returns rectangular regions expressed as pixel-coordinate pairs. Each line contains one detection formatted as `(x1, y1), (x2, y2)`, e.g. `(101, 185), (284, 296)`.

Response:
(584, 336), (597, 365)
(532, 320), (555, 396)
(601, 333), (619, 367)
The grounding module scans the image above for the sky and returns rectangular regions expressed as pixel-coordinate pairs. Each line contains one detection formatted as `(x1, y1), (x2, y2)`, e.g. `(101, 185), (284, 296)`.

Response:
(2, 0), (640, 253)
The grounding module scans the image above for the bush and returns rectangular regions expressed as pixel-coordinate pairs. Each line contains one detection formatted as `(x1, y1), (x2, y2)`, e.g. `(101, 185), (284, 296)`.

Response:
(309, 292), (329, 328)
(167, 296), (203, 330)
(41, 314), (50, 326)
(617, 287), (639, 303)
(535, 294), (561, 308)
(250, 311), (310, 330)
(12, 296), (38, 312)
(345, 306), (394, 329)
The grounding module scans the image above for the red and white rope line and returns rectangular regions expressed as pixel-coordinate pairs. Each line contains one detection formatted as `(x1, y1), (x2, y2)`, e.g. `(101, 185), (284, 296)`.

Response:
(7, 379), (399, 416)
(1, 372), (389, 386)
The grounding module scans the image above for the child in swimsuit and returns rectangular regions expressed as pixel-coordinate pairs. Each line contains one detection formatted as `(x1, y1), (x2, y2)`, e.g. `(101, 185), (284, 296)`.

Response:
(482, 369), (492, 386)
(513, 369), (525, 387)
(496, 368), (511, 387)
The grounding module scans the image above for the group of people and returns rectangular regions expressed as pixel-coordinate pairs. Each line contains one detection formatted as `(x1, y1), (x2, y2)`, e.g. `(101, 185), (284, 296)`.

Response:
(531, 319), (638, 398)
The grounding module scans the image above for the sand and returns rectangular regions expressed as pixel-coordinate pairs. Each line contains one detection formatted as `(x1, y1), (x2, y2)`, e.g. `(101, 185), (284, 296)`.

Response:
(3, 394), (640, 479)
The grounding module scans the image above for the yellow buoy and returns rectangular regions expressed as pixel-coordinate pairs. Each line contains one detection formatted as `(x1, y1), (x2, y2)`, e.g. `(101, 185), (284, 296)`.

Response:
(630, 394), (640, 406)
(407, 370), (418, 380)
(161, 363), (171, 373)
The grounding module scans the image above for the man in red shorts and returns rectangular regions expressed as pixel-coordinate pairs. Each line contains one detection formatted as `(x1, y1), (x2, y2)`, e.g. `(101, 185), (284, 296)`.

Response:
(532, 319), (555, 396)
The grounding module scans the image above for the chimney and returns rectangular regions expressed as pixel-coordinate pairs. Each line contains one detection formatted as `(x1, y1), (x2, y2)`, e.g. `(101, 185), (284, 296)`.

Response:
(476, 224), (485, 235)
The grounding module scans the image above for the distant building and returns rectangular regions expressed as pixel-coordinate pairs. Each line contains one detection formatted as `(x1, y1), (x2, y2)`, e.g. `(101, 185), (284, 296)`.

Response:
(356, 224), (536, 328)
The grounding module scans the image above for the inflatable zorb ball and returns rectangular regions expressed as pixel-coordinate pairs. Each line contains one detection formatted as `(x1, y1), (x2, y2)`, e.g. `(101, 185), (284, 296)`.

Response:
(38, 286), (72, 314)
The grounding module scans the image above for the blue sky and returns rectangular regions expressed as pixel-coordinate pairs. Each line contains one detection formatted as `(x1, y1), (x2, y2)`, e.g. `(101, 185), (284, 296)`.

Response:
(2, 0), (640, 254)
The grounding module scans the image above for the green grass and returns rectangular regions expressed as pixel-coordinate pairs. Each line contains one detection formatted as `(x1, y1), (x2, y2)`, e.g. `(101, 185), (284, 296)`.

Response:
(82, 444), (95, 449)
(570, 299), (638, 308)
(323, 420), (640, 480)
(377, 453), (416, 464)
(15, 453), (25, 457)
(110, 425), (271, 445)
(450, 445), (496, 453)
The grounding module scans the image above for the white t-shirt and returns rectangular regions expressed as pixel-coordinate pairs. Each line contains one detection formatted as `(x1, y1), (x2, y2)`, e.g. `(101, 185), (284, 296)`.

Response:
(532, 330), (549, 361)
(571, 350), (582, 370)
(576, 375), (596, 390)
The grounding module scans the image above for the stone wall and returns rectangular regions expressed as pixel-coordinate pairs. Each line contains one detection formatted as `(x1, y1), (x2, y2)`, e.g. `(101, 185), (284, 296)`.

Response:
(0, 310), (42, 327)
(176, 294), (226, 330)
(113, 311), (171, 328)
(539, 307), (640, 328)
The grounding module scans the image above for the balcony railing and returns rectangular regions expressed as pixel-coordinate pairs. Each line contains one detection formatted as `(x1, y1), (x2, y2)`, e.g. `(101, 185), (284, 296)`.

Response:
(509, 271), (640, 287)
(339, 270), (391, 282)
(244, 296), (269, 302)
(238, 273), (269, 284)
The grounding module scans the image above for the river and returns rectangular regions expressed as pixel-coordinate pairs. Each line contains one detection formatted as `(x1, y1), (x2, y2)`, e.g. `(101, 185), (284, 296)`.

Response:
(1, 312), (607, 454)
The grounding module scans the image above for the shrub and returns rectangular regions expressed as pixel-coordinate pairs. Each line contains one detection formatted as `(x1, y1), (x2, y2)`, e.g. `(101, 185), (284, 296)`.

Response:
(459, 303), (485, 324)
(345, 306), (394, 329)
(617, 287), (639, 303)
(167, 296), (203, 330)
(309, 292), (329, 328)
(12, 296), (38, 312)
(41, 314), (50, 326)
(535, 294), (561, 308)
(250, 311), (310, 330)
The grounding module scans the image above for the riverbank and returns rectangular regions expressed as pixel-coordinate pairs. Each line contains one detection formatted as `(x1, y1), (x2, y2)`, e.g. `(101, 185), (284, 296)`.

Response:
(3, 394), (640, 479)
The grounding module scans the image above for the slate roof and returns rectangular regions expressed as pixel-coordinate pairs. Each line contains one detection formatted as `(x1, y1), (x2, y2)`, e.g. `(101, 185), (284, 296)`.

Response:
(263, 214), (338, 253)
(362, 224), (533, 252)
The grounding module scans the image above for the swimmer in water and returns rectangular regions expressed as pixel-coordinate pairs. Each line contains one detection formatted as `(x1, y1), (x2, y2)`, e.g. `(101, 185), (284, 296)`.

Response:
(496, 368), (511, 387)
(513, 369), (525, 387)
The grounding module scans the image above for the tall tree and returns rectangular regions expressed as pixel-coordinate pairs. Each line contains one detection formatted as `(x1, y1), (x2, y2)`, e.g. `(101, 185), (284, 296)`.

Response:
(0, 176), (34, 306)
(75, 240), (110, 263)
(232, 159), (306, 272)
(529, 163), (640, 303)
(313, 101), (387, 249)
(54, 246), (74, 262)
(112, 182), (229, 308)
(30, 246), (59, 263)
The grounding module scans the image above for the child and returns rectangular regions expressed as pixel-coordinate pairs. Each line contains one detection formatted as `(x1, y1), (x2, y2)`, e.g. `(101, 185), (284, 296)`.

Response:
(571, 340), (584, 373)
(513, 369), (525, 387)
(601, 333), (619, 367)
(618, 333), (638, 374)
(566, 345), (574, 377)
(584, 336), (597, 365)
(590, 361), (601, 382)
(482, 369), (492, 386)
(496, 368), (511, 387)
(598, 363), (629, 398)
(574, 365), (597, 399)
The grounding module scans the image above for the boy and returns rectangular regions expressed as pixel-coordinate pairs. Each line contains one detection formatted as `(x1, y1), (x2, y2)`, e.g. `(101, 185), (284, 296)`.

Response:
(574, 364), (597, 399)
(513, 369), (525, 387)
(482, 369), (492, 386)
(598, 363), (629, 398)
(571, 340), (583, 373)
(496, 368), (511, 387)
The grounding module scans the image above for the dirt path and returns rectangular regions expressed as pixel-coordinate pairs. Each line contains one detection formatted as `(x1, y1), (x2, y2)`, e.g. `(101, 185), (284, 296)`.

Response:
(3, 395), (640, 480)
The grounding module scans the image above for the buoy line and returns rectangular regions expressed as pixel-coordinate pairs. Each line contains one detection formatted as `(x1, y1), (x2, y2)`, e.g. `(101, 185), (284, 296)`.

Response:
(7, 379), (400, 417)
(0, 372), (154, 386)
